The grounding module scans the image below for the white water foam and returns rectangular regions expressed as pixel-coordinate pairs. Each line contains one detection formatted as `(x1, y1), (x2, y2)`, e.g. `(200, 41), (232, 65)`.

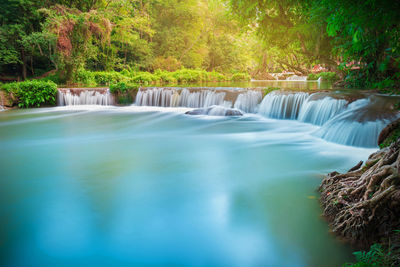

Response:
(58, 89), (113, 106)
(258, 91), (309, 119)
(234, 90), (263, 113)
(135, 88), (226, 108)
(298, 94), (348, 126)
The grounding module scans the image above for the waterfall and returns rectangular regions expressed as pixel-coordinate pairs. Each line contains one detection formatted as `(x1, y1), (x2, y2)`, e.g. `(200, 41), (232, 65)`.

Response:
(234, 90), (263, 113)
(258, 91), (309, 119)
(135, 88), (174, 107)
(134, 88), (399, 148)
(58, 89), (113, 106)
(257, 91), (399, 148)
(298, 94), (348, 126)
(135, 88), (226, 108)
(186, 105), (243, 116)
(313, 98), (397, 148)
(286, 75), (308, 81)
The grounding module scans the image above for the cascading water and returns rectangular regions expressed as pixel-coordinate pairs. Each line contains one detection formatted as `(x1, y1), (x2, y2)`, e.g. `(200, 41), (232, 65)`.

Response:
(314, 97), (399, 148)
(286, 75), (308, 81)
(54, 85), (395, 148)
(258, 91), (309, 119)
(233, 90), (263, 113)
(58, 89), (113, 106)
(256, 90), (399, 148)
(298, 93), (348, 126)
(135, 88), (226, 108)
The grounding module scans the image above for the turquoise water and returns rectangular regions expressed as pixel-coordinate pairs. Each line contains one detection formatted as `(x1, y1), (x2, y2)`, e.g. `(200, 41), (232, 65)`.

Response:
(0, 106), (375, 266)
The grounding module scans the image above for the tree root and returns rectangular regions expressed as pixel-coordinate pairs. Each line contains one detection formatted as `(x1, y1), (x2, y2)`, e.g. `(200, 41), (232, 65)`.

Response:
(320, 140), (400, 250)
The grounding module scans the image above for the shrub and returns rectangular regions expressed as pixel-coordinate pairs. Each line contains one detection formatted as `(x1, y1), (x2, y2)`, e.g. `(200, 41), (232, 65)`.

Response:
(231, 72), (251, 81)
(308, 72), (338, 81)
(343, 244), (398, 267)
(307, 73), (319, 80)
(93, 71), (130, 85)
(131, 72), (159, 84)
(154, 69), (177, 84)
(109, 82), (139, 94)
(1, 80), (57, 108)
(207, 70), (226, 82)
(319, 72), (337, 82)
(75, 69), (97, 86)
(172, 69), (200, 83)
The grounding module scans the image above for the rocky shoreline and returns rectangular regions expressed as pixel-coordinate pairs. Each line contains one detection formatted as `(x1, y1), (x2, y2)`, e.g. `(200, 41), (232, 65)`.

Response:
(320, 122), (400, 264)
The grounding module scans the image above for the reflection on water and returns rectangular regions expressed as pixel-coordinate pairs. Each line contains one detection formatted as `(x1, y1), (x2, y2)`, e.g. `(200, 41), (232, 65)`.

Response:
(0, 107), (375, 266)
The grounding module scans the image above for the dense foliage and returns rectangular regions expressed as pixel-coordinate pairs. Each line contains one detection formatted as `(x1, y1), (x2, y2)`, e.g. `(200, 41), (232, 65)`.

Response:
(1, 80), (57, 107)
(343, 242), (400, 267)
(228, 0), (400, 89)
(0, 0), (257, 84)
(307, 72), (337, 82)
(0, 0), (399, 89)
(40, 68), (247, 86)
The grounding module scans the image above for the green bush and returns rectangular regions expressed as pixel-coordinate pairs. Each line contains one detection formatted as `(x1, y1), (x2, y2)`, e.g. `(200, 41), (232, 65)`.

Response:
(343, 244), (397, 267)
(307, 73), (319, 80)
(93, 71), (130, 85)
(75, 69), (97, 86)
(308, 72), (338, 82)
(172, 69), (200, 83)
(131, 72), (159, 84)
(67, 69), (243, 87)
(1, 80), (57, 108)
(319, 72), (337, 82)
(154, 69), (177, 84)
(109, 82), (139, 94)
(231, 72), (251, 81)
(206, 70), (226, 82)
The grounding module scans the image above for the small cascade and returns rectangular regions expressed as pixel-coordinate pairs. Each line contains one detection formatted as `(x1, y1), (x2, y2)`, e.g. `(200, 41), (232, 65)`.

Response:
(257, 91), (400, 147)
(313, 96), (399, 148)
(258, 91), (309, 119)
(186, 105), (243, 116)
(135, 88), (226, 108)
(298, 94), (348, 126)
(286, 75), (308, 81)
(135, 88), (174, 107)
(234, 90), (263, 113)
(58, 88), (113, 106)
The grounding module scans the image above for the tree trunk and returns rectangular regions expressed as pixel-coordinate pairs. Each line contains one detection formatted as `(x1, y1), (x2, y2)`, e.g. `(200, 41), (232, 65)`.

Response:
(21, 49), (27, 80)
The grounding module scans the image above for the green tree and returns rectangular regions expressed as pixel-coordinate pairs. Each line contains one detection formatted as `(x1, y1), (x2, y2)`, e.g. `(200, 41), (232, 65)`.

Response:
(41, 5), (112, 83)
(321, 0), (400, 88)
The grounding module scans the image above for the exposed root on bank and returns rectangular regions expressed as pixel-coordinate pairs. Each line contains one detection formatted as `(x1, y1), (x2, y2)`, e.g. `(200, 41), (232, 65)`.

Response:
(320, 141), (400, 250)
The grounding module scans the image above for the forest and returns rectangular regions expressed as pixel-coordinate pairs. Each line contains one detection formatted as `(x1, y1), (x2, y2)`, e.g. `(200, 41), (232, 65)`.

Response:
(1, 1), (400, 267)
(0, 0), (399, 89)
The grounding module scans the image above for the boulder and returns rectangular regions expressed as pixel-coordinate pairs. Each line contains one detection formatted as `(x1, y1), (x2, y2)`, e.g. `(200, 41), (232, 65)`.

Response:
(0, 90), (17, 107)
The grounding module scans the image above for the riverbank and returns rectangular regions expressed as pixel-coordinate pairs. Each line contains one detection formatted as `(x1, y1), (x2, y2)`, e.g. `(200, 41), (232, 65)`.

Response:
(320, 122), (400, 266)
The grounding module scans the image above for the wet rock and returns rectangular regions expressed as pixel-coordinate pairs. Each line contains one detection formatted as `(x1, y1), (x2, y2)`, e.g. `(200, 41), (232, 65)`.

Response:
(0, 90), (17, 107)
